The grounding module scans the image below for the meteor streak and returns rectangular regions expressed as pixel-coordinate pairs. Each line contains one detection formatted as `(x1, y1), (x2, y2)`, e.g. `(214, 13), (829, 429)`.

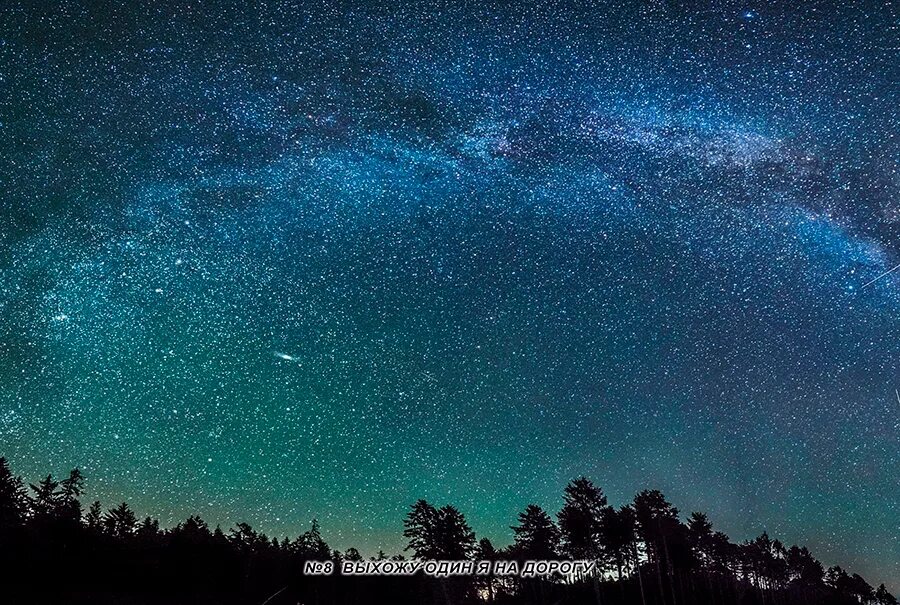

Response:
(861, 262), (900, 288)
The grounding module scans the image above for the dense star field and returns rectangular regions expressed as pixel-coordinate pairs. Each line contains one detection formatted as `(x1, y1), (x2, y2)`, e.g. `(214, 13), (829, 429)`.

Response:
(0, 0), (897, 590)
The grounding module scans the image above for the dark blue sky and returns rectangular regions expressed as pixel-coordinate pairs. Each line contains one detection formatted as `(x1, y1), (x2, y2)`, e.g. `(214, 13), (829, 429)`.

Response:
(1, 0), (897, 589)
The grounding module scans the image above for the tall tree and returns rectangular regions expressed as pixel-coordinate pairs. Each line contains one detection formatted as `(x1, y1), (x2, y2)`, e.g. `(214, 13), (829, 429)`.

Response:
(633, 490), (682, 564)
(435, 505), (476, 560)
(558, 476), (608, 561)
(171, 515), (212, 542)
(845, 573), (875, 604)
(103, 502), (137, 538)
(600, 505), (639, 582)
(511, 504), (560, 560)
(475, 537), (498, 561)
(59, 468), (84, 501)
(475, 538), (500, 603)
(404, 499), (441, 559)
(136, 516), (161, 542)
(403, 500), (475, 560)
(294, 519), (331, 560)
(686, 512), (714, 571)
(633, 490), (685, 605)
(229, 522), (267, 553)
(786, 545), (824, 586)
(57, 468), (85, 523)
(0, 457), (27, 528)
(84, 500), (103, 531)
(403, 500), (476, 605)
(29, 474), (60, 520)
(743, 533), (787, 590)
(825, 565), (849, 592)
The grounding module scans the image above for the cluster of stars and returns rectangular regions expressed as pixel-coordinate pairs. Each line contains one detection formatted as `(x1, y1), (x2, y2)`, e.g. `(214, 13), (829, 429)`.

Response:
(0, 0), (897, 591)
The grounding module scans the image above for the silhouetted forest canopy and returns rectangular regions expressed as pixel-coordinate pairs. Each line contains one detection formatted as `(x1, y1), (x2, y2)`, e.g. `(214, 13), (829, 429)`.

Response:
(0, 457), (894, 605)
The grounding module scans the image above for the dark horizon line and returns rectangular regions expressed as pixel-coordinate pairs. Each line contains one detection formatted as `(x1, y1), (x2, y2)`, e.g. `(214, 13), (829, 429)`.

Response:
(0, 456), (893, 592)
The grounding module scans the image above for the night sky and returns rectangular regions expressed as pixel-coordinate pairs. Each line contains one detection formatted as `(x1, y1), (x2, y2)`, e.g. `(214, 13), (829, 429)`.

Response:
(1, 0), (898, 589)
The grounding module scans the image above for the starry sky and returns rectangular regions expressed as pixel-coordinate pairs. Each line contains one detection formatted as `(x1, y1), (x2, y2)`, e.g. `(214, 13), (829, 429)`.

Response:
(1, 0), (898, 589)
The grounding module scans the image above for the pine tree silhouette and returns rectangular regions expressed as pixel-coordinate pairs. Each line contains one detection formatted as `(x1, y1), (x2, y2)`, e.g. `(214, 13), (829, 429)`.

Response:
(634, 489), (687, 605)
(510, 504), (560, 560)
(295, 519), (331, 559)
(104, 501), (137, 538)
(56, 468), (85, 524)
(403, 499), (441, 559)
(0, 457), (894, 605)
(84, 500), (103, 531)
(403, 500), (475, 560)
(0, 457), (27, 528)
(558, 476), (607, 561)
(786, 545), (824, 586)
(29, 474), (60, 520)
(601, 505), (639, 582)
(475, 537), (499, 603)
(876, 584), (899, 605)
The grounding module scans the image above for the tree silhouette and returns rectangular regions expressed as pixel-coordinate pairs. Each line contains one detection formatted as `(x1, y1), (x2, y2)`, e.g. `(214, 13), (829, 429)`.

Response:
(601, 505), (639, 582)
(343, 547), (364, 561)
(0, 457), (27, 528)
(57, 468), (85, 524)
(404, 499), (441, 559)
(104, 502), (137, 538)
(402, 500), (476, 605)
(59, 468), (84, 501)
(876, 584), (899, 605)
(827, 569), (876, 604)
(84, 500), (103, 531)
(475, 536), (498, 561)
(230, 521), (268, 554)
(295, 519), (331, 560)
(687, 512), (715, 572)
(475, 537), (500, 603)
(403, 500), (475, 560)
(434, 505), (476, 560)
(786, 545), (824, 586)
(744, 532), (788, 592)
(633, 489), (689, 605)
(825, 565), (850, 591)
(510, 504), (560, 560)
(558, 476), (607, 561)
(848, 574), (875, 604)
(29, 474), (60, 520)
(0, 457), (894, 605)
(172, 514), (211, 541)
(137, 516), (162, 541)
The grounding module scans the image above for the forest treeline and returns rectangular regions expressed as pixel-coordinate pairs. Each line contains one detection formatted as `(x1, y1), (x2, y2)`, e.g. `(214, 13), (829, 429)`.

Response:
(0, 457), (894, 605)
